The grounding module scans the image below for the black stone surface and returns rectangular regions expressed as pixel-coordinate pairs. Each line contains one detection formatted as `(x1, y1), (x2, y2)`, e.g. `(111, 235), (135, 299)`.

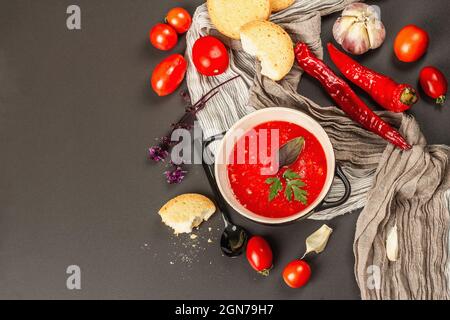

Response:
(0, 0), (449, 299)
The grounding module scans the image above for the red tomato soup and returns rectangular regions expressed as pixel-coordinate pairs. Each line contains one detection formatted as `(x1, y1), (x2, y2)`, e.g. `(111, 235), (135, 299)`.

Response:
(227, 121), (327, 218)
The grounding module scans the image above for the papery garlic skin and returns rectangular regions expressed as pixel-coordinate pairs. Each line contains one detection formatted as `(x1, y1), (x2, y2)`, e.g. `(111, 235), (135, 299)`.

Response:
(302, 224), (333, 259)
(333, 3), (386, 55)
(343, 2), (380, 18)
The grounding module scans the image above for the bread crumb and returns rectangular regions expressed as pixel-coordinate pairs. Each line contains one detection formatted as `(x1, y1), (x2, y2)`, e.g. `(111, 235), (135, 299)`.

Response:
(190, 234), (198, 240)
(207, 239), (213, 243)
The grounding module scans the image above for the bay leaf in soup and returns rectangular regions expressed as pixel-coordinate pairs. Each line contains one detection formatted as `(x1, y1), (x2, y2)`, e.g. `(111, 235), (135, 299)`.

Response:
(278, 136), (305, 170)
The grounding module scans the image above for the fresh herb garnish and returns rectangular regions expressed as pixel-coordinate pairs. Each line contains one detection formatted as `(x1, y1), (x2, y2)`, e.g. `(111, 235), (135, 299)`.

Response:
(266, 177), (283, 201)
(292, 184), (308, 205)
(283, 169), (301, 180)
(284, 169), (308, 204)
(265, 169), (308, 204)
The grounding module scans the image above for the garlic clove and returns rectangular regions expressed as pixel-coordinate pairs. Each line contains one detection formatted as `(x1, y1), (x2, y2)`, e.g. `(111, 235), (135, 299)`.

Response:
(366, 18), (386, 49)
(332, 16), (357, 46)
(341, 22), (370, 55)
(305, 224), (333, 255)
(386, 224), (398, 262)
(302, 224), (333, 259)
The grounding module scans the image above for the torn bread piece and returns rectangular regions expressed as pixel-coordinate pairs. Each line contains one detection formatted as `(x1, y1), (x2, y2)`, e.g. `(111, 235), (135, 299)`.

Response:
(207, 0), (271, 39)
(270, 0), (295, 12)
(240, 20), (294, 81)
(158, 194), (216, 234)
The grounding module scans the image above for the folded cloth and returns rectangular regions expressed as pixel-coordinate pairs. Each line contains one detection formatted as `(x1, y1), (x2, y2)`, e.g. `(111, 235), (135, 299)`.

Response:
(185, 0), (450, 299)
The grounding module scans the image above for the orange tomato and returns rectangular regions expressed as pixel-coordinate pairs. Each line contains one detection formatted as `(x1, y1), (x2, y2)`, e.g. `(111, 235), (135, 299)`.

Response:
(394, 25), (429, 62)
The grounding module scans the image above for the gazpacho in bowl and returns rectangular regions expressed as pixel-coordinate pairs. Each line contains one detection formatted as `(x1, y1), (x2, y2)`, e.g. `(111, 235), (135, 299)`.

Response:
(227, 120), (327, 218)
(214, 108), (346, 225)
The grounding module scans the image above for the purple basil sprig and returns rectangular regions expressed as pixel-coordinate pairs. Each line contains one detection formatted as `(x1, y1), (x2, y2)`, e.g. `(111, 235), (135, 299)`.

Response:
(147, 136), (172, 162)
(147, 75), (241, 184)
(147, 146), (169, 162)
(164, 165), (187, 184)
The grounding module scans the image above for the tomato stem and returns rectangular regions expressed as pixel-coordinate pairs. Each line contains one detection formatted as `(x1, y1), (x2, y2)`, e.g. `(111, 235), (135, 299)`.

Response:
(436, 95), (446, 105)
(258, 268), (271, 277)
(257, 264), (273, 277)
(400, 87), (418, 105)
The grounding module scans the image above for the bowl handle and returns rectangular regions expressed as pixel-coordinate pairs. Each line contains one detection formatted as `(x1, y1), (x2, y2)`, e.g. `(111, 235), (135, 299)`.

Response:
(313, 164), (351, 212)
(202, 132), (226, 163)
(202, 132), (234, 224)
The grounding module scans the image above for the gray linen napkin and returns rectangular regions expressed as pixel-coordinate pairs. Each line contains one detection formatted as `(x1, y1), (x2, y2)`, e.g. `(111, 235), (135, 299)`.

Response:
(185, 0), (450, 299)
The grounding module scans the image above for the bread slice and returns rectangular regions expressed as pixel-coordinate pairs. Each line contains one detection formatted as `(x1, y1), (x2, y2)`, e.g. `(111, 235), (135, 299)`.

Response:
(270, 0), (295, 12)
(207, 0), (271, 39)
(240, 20), (294, 81)
(158, 194), (216, 234)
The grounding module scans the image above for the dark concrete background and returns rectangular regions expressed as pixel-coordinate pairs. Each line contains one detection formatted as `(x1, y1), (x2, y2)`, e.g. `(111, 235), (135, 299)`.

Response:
(0, 0), (448, 299)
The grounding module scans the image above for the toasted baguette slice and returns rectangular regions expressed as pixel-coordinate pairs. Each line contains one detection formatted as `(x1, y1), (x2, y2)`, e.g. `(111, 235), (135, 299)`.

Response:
(207, 0), (271, 39)
(270, 0), (295, 12)
(158, 194), (216, 234)
(240, 20), (294, 81)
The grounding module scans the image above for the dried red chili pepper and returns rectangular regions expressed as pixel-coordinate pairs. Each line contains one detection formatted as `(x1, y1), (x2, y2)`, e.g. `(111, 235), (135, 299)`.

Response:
(327, 43), (418, 112)
(295, 42), (411, 150)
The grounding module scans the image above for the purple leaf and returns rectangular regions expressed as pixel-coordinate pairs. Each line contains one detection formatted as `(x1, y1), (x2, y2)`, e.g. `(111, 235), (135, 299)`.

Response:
(147, 146), (169, 162)
(164, 166), (187, 184)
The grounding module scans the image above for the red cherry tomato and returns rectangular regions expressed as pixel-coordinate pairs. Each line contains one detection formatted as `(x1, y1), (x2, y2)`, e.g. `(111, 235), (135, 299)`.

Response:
(282, 260), (311, 288)
(420, 66), (448, 104)
(246, 236), (273, 275)
(394, 25), (429, 62)
(166, 7), (192, 34)
(151, 54), (187, 96)
(192, 36), (229, 76)
(149, 23), (178, 51)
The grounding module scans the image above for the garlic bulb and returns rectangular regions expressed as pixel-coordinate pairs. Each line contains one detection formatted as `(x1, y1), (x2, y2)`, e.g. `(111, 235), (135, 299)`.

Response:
(333, 3), (386, 55)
